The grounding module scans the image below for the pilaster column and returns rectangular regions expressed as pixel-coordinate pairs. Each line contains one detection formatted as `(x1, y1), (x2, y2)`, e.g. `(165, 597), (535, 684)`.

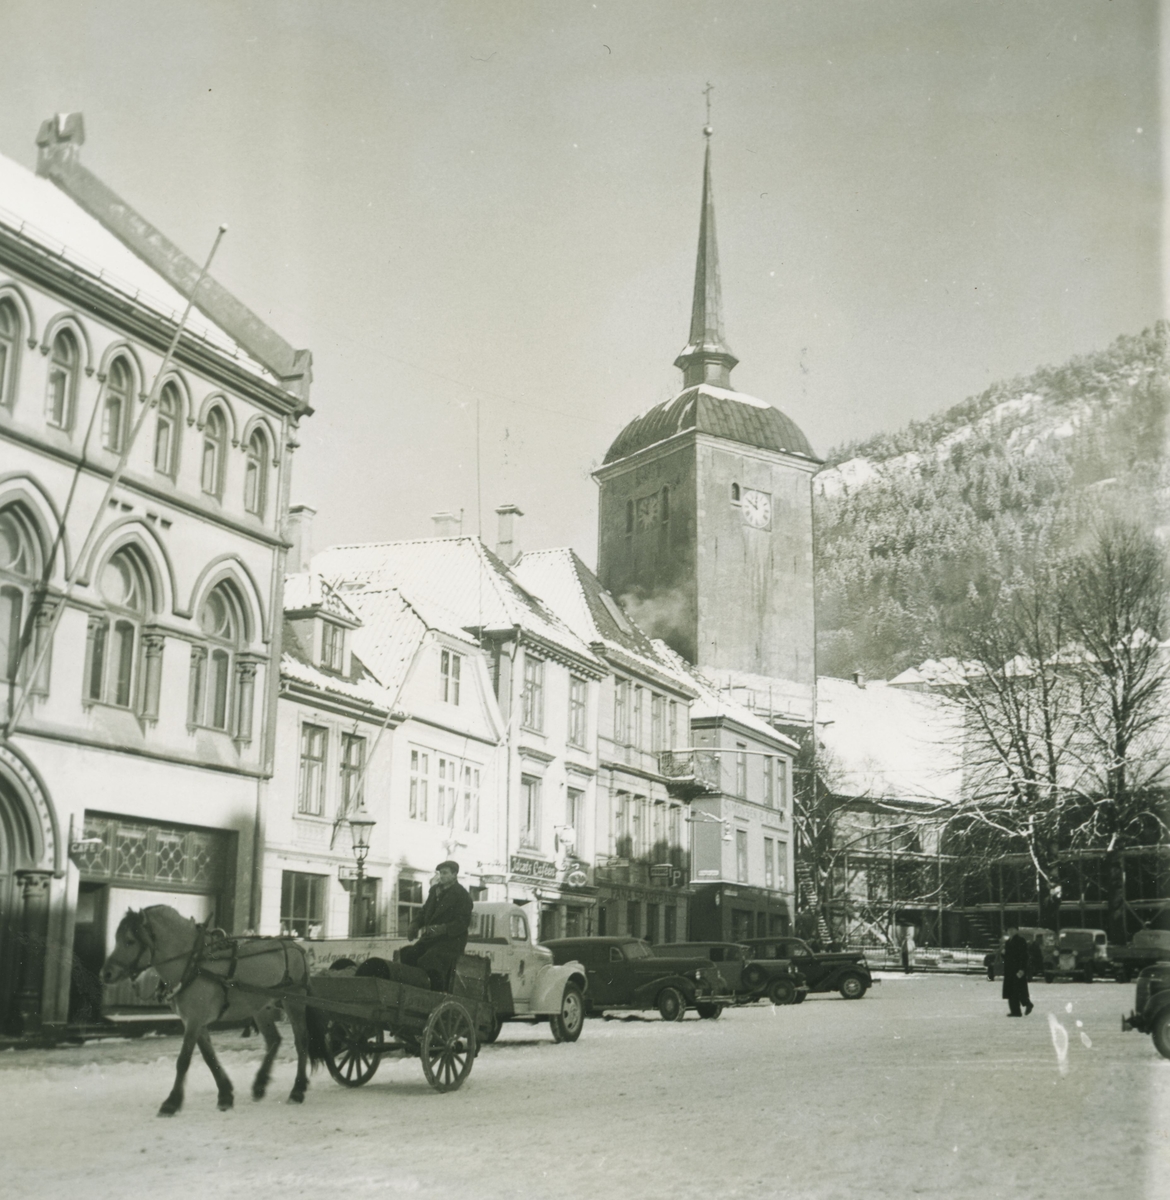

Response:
(141, 630), (165, 720)
(14, 869), (53, 1034)
(233, 656), (259, 746)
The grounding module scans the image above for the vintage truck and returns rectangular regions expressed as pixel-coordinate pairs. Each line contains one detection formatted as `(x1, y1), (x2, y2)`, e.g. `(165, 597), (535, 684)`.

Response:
(1109, 929), (1170, 983)
(1122, 963), (1170, 1059)
(297, 901), (588, 1043)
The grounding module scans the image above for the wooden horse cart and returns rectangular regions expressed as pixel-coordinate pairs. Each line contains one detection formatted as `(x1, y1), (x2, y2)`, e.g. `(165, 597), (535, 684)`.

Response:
(305, 954), (494, 1093)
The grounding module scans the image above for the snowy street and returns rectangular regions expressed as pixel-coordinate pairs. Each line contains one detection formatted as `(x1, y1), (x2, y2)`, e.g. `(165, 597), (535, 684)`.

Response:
(2, 973), (1165, 1200)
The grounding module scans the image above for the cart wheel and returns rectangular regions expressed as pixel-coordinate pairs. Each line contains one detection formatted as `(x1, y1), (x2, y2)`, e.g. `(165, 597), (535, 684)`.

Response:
(421, 999), (477, 1092)
(324, 1018), (383, 1087)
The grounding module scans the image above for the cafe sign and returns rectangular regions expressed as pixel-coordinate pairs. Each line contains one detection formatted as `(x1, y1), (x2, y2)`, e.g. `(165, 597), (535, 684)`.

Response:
(510, 855), (557, 881)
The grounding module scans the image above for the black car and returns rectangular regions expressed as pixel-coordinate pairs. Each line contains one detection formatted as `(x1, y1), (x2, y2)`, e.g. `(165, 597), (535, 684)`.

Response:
(651, 941), (809, 1006)
(1122, 962), (1170, 1059)
(741, 936), (874, 999)
(543, 936), (731, 1020)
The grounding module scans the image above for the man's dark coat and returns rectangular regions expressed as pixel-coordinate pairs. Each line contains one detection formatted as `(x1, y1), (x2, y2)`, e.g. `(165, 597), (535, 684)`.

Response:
(1002, 932), (1031, 1005)
(402, 880), (473, 983)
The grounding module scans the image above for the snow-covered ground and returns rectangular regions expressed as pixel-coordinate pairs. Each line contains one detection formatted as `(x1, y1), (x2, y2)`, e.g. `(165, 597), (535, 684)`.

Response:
(1, 974), (1164, 1200)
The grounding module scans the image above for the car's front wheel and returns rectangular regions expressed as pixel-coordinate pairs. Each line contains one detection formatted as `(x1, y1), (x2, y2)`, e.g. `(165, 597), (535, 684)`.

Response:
(838, 973), (867, 1000)
(767, 977), (797, 1005)
(550, 983), (585, 1043)
(695, 1002), (723, 1019)
(1152, 1009), (1170, 1061)
(657, 986), (687, 1022)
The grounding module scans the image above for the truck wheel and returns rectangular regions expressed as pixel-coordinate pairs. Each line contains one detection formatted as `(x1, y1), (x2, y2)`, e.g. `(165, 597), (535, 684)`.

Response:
(657, 987), (687, 1022)
(480, 1010), (502, 1044)
(695, 1003), (723, 1019)
(1043, 972), (1054, 984)
(1152, 1010), (1170, 1061)
(838, 973), (867, 1000)
(767, 978), (797, 1006)
(550, 983), (585, 1043)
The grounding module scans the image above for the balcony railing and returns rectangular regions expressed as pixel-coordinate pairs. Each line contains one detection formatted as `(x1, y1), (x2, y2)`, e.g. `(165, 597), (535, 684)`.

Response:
(657, 749), (721, 796)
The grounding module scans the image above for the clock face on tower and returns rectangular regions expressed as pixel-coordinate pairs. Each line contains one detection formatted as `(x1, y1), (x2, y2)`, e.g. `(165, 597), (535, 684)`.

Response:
(741, 489), (772, 529)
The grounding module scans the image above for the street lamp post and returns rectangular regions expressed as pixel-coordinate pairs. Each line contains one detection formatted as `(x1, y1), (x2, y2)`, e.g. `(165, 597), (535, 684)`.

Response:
(348, 810), (377, 936)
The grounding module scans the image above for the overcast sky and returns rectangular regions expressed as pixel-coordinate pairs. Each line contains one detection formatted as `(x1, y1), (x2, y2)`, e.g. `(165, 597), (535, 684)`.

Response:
(2, 1), (1163, 564)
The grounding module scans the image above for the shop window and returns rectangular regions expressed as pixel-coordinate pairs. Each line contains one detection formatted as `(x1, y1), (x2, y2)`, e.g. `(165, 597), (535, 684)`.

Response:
(280, 870), (326, 937)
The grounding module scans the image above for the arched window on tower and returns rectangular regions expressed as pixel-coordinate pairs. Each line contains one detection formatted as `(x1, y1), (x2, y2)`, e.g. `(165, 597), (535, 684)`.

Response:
(189, 582), (255, 743)
(201, 407), (227, 498)
(0, 300), (20, 409)
(154, 382), (180, 477)
(102, 356), (133, 453)
(730, 483), (740, 503)
(243, 427), (269, 517)
(0, 505), (45, 689)
(46, 328), (78, 429)
(86, 547), (153, 710)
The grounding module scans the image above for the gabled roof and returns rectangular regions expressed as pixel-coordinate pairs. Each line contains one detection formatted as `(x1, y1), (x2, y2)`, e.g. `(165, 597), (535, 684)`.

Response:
(602, 383), (818, 465)
(284, 572), (361, 626)
(280, 615), (396, 714)
(313, 537), (605, 673)
(514, 548), (698, 697)
(815, 676), (964, 807)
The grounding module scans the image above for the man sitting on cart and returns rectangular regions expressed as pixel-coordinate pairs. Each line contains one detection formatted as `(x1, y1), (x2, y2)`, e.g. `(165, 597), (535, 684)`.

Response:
(399, 860), (474, 991)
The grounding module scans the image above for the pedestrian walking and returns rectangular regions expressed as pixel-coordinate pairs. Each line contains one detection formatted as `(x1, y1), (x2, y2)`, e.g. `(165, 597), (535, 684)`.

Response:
(1002, 927), (1033, 1017)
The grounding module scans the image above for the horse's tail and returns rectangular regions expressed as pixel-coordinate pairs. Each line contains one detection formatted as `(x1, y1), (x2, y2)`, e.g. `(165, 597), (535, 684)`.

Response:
(303, 995), (329, 1071)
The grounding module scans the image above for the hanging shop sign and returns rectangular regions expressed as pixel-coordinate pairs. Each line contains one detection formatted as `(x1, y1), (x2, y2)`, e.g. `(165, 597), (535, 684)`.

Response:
(510, 855), (558, 881)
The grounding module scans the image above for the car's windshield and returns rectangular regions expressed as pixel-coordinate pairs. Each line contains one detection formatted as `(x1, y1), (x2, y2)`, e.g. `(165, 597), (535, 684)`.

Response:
(623, 940), (653, 960)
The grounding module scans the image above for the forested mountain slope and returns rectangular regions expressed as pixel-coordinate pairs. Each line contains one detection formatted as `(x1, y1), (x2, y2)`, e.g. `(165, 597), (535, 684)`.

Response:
(814, 323), (1169, 679)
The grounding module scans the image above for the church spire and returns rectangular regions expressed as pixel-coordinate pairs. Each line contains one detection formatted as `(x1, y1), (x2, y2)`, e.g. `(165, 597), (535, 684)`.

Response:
(674, 112), (738, 390)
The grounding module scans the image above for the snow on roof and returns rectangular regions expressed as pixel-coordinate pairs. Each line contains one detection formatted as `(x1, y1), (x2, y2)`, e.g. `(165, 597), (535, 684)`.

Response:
(283, 572), (361, 625)
(280, 648), (396, 713)
(0, 150), (274, 382)
(815, 676), (964, 806)
(339, 587), (432, 703)
(650, 639), (798, 749)
(514, 548), (694, 693)
(313, 537), (603, 670)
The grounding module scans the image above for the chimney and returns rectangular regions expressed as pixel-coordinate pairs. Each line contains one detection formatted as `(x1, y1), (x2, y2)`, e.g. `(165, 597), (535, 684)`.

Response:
(431, 511), (461, 537)
(35, 112), (86, 174)
(495, 504), (524, 565)
(852, 670), (866, 689)
(285, 504), (316, 572)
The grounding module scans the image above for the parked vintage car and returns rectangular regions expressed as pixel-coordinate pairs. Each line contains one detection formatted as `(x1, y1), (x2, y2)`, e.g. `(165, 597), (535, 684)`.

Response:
(1109, 929), (1170, 983)
(1122, 962), (1170, 1059)
(1050, 928), (1111, 983)
(651, 941), (809, 1006)
(740, 936), (874, 999)
(543, 936), (730, 1020)
(984, 928), (1057, 981)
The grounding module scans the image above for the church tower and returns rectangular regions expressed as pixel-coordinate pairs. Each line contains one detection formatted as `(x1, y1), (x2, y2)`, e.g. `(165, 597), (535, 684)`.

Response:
(594, 125), (820, 724)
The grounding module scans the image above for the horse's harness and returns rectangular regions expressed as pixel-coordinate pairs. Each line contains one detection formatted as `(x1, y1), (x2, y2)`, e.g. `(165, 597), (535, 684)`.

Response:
(126, 908), (306, 1015)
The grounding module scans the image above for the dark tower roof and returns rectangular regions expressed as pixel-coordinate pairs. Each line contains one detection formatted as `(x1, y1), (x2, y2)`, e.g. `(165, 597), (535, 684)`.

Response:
(604, 126), (818, 467)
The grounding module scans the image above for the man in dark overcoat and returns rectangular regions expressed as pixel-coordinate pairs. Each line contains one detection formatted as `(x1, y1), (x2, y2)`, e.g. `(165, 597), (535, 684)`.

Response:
(399, 860), (473, 991)
(1002, 928), (1033, 1017)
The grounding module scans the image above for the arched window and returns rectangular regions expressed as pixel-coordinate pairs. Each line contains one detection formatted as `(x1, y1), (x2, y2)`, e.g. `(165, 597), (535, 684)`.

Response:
(201, 407), (226, 497)
(154, 382), (180, 476)
(0, 300), (19, 409)
(86, 547), (151, 708)
(243, 427), (268, 517)
(189, 581), (254, 741)
(730, 483), (740, 503)
(46, 328), (78, 429)
(102, 357), (133, 453)
(0, 505), (41, 683)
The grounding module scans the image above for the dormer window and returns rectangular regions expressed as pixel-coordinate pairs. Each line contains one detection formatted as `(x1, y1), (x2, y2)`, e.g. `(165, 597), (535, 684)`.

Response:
(321, 621), (344, 673)
(441, 648), (461, 704)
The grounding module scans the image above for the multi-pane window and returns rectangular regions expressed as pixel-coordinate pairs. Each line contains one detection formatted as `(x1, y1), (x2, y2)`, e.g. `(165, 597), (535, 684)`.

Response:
(668, 699), (679, 752)
(614, 678), (629, 744)
(339, 733), (366, 816)
(437, 756), (458, 826)
(763, 756), (774, 808)
(189, 583), (250, 737)
(297, 724), (327, 816)
(461, 764), (481, 833)
(520, 775), (541, 849)
(409, 749), (429, 820)
(777, 760), (789, 812)
(243, 427), (268, 516)
(0, 506), (43, 688)
(632, 686), (644, 749)
(397, 877), (424, 936)
(650, 693), (665, 752)
(321, 621), (344, 672)
(775, 841), (788, 890)
(521, 653), (544, 731)
(441, 649), (461, 704)
(736, 828), (749, 883)
(614, 792), (630, 857)
(102, 357), (133, 453)
(0, 300), (18, 407)
(86, 548), (150, 709)
(568, 676), (587, 747)
(154, 381), (180, 476)
(280, 870), (326, 937)
(735, 743), (748, 798)
(45, 328), (77, 428)
(566, 787), (584, 841)
(201, 407), (227, 497)
(764, 836), (775, 889)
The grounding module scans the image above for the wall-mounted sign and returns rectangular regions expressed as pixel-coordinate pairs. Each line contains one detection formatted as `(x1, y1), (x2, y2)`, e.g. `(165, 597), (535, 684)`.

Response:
(565, 869), (589, 888)
(510, 855), (557, 881)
